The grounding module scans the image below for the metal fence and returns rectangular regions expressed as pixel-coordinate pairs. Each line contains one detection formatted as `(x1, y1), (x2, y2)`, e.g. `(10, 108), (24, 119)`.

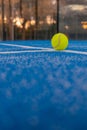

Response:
(0, 0), (58, 40)
(59, 0), (87, 40)
(0, 0), (87, 40)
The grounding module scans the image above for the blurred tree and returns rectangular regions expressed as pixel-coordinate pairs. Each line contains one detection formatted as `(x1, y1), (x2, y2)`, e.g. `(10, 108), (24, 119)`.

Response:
(20, 0), (22, 17)
(8, 0), (12, 40)
(1, 0), (58, 40)
(1, 0), (5, 40)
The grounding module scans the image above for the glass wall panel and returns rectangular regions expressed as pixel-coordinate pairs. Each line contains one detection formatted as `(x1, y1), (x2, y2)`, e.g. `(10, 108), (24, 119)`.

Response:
(36, 0), (57, 39)
(0, 0), (58, 40)
(0, 0), (2, 40)
(2, 0), (87, 40)
(19, 0), (57, 40)
(59, 0), (87, 39)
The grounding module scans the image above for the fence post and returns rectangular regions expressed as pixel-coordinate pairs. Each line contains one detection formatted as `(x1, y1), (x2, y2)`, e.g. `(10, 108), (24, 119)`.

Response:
(1, 0), (4, 40)
(57, 0), (59, 33)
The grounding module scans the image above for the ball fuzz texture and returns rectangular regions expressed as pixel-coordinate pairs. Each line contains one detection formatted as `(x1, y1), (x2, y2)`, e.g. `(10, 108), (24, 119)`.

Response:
(51, 33), (69, 50)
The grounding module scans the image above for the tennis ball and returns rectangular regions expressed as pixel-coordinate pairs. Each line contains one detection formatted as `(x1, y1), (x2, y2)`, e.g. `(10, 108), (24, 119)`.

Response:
(51, 33), (69, 50)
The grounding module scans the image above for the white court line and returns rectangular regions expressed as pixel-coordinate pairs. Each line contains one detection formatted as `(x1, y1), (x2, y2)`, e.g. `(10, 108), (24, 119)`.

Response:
(69, 46), (87, 48)
(0, 43), (50, 50)
(0, 49), (87, 55)
(63, 50), (87, 55)
(0, 42), (87, 55)
(0, 49), (54, 54)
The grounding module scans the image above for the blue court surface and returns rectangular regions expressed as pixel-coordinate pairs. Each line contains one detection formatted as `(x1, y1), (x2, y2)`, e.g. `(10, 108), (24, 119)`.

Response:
(0, 40), (87, 130)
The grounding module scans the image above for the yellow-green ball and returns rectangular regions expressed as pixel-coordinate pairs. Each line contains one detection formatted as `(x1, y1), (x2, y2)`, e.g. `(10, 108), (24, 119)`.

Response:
(51, 33), (69, 50)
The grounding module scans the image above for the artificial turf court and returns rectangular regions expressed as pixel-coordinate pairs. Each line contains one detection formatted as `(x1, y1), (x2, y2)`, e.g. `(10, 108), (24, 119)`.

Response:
(0, 40), (87, 130)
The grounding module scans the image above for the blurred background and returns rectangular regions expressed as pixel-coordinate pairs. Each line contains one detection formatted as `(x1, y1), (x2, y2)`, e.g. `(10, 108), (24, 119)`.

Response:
(0, 0), (87, 40)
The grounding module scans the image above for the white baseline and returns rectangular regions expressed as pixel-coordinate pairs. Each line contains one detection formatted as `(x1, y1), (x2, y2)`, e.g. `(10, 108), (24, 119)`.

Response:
(0, 43), (87, 55)
(0, 49), (87, 55)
